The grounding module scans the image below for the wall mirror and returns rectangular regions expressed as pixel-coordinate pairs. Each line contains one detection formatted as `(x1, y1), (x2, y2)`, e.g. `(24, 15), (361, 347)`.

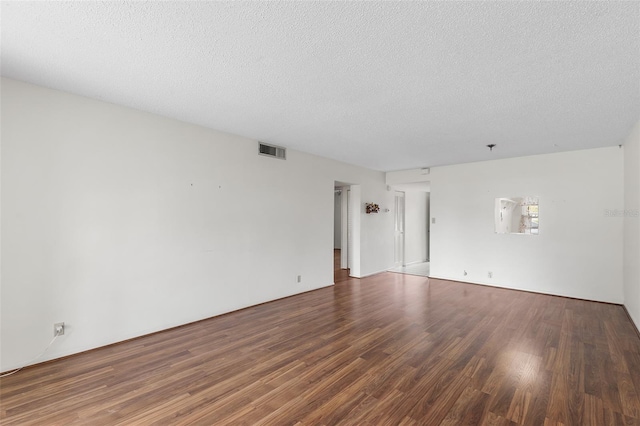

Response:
(495, 196), (539, 235)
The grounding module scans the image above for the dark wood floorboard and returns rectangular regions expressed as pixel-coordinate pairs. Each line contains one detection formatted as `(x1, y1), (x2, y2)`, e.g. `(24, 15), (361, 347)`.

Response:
(2, 251), (640, 425)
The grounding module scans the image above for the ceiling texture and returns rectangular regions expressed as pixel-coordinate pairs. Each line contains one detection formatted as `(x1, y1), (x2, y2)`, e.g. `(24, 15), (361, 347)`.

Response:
(2, 1), (639, 172)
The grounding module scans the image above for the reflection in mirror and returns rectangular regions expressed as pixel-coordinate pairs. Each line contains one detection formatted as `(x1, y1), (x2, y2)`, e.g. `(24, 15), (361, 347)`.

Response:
(495, 196), (539, 235)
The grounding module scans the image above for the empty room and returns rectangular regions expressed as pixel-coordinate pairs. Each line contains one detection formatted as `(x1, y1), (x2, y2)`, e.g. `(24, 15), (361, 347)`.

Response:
(1, 1), (640, 425)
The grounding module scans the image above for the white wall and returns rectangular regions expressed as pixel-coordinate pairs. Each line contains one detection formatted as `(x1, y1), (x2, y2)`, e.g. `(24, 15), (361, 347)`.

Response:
(426, 192), (430, 261)
(0, 78), (395, 371)
(624, 118), (640, 330)
(359, 185), (396, 277)
(403, 191), (428, 265)
(430, 147), (624, 303)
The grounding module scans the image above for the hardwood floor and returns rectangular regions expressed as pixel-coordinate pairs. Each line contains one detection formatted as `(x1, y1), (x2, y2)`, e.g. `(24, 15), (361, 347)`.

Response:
(2, 269), (640, 425)
(334, 249), (350, 284)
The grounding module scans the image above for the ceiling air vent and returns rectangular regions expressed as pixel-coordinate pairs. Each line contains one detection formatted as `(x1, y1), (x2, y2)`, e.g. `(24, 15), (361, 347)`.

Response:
(259, 142), (286, 160)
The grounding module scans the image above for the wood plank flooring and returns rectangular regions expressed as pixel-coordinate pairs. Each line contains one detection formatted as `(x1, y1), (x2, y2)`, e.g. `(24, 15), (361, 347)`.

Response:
(334, 249), (350, 284)
(2, 264), (640, 424)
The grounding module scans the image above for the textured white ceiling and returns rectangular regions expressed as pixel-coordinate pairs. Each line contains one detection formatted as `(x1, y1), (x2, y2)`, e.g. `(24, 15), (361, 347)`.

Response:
(2, 1), (639, 171)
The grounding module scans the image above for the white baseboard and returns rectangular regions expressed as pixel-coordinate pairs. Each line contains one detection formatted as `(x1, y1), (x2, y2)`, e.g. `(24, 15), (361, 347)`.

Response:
(356, 269), (390, 278)
(403, 260), (429, 266)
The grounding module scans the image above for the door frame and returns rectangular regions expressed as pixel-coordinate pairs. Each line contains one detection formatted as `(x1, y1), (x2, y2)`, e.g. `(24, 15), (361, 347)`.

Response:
(394, 191), (406, 268)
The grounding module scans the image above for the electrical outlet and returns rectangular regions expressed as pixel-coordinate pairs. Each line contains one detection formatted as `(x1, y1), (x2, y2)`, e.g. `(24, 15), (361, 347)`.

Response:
(54, 322), (65, 336)
(297, 275), (302, 283)
(488, 272), (493, 278)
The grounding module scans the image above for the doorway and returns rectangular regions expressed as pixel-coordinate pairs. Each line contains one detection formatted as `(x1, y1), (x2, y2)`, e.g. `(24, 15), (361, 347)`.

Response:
(394, 191), (405, 268)
(334, 184), (351, 283)
(388, 183), (430, 277)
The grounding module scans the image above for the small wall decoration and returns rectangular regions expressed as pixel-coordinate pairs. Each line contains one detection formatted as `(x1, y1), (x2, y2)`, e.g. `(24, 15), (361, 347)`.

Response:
(365, 203), (380, 214)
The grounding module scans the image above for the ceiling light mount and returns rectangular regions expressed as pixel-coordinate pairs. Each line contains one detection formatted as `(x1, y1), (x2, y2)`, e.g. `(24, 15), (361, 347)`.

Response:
(487, 144), (496, 151)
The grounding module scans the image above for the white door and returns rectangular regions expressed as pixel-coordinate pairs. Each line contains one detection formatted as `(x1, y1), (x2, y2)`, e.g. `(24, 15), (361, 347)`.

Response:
(340, 188), (349, 270)
(426, 192), (430, 262)
(394, 191), (405, 268)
